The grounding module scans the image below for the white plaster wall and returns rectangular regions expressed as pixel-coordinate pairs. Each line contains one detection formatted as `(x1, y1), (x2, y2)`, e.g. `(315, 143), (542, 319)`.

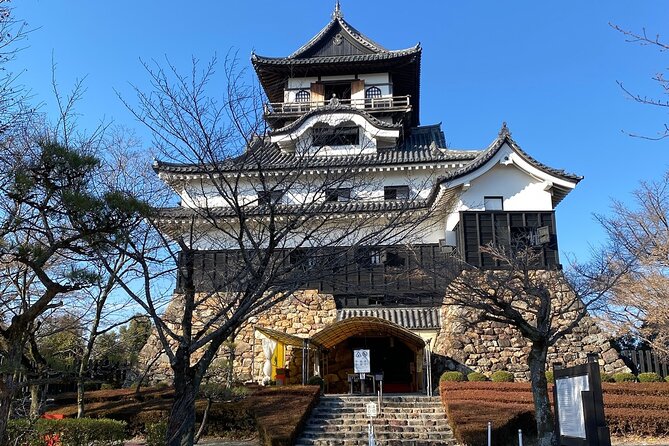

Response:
(177, 167), (445, 209)
(458, 163), (553, 212)
(287, 77), (318, 89)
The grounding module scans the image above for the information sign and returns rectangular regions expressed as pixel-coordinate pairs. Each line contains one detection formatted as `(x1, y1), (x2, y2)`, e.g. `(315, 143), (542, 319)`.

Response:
(354, 349), (371, 374)
(555, 374), (590, 438)
(366, 402), (378, 418)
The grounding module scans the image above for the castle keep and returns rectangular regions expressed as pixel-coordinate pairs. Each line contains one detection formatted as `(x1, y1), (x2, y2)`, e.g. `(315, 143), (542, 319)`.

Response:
(147, 4), (627, 392)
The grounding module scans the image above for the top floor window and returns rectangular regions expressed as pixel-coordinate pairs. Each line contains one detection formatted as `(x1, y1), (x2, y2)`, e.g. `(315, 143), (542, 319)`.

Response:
(384, 185), (410, 200)
(312, 126), (360, 146)
(295, 89), (310, 103)
(365, 86), (382, 99)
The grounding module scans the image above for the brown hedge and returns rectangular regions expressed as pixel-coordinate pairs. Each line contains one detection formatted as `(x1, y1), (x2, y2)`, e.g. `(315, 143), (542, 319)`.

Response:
(47, 384), (320, 444)
(440, 382), (669, 444)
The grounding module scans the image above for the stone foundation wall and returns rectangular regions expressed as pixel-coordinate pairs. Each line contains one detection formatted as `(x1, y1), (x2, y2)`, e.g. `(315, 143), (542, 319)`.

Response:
(139, 290), (337, 384)
(139, 280), (628, 385)
(432, 305), (629, 381)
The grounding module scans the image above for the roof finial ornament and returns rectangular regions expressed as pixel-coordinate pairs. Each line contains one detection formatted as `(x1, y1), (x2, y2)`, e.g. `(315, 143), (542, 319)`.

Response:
(499, 121), (511, 138)
(333, 0), (343, 19)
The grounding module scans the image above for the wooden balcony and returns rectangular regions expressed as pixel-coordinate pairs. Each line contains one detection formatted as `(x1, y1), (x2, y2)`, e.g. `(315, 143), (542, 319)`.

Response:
(264, 95), (411, 119)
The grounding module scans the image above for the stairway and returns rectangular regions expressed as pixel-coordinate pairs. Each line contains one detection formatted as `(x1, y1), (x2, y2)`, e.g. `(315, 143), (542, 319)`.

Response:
(295, 395), (458, 446)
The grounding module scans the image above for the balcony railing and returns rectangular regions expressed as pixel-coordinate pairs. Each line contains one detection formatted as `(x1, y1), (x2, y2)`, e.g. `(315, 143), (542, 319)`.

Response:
(264, 95), (411, 117)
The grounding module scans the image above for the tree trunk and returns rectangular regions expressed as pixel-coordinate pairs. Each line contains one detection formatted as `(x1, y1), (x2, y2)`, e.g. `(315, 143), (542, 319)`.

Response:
(29, 384), (41, 418)
(0, 345), (22, 445)
(528, 342), (556, 446)
(194, 397), (212, 444)
(76, 378), (86, 418)
(167, 363), (198, 446)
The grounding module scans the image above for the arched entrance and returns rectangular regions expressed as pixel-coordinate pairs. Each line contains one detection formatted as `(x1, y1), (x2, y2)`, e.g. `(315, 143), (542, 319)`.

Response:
(311, 317), (426, 394)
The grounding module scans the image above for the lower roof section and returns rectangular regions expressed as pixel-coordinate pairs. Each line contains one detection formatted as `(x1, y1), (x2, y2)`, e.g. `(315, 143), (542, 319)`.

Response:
(337, 306), (441, 330)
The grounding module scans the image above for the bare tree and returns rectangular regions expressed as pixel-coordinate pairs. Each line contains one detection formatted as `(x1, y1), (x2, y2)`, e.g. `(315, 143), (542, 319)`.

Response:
(443, 240), (629, 446)
(610, 24), (668, 140)
(598, 170), (669, 357)
(109, 55), (443, 446)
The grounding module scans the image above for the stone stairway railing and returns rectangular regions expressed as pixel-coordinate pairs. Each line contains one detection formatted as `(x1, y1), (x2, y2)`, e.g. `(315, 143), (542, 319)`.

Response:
(294, 395), (458, 446)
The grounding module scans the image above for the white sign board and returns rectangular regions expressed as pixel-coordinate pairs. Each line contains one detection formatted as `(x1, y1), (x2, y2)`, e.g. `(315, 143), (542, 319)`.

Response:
(366, 402), (378, 418)
(555, 374), (590, 439)
(354, 349), (371, 374)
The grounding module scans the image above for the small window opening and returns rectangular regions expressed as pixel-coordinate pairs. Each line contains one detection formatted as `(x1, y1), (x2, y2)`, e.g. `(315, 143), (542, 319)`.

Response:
(365, 86), (382, 99)
(325, 188), (351, 202)
(295, 90), (310, 103)
(384, 251), (406, 267)
(258, 189), (284, 205)
(484, 196), (504, 211)
(312, 126), (359, 146)
(384, 186), (410, 200)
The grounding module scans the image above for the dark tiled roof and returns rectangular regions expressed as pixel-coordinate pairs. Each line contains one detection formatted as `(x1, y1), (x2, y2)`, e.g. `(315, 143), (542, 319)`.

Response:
(251, 48), (421, 66)
(270, 106), (402, 136)
(401, 124), (446, 150)
(337, 307), (441, 330)
(440, 124), (583, 184)
(157, 198), (431, 221)
(154, 124), (478, 175)
(288, 12), (390, 58)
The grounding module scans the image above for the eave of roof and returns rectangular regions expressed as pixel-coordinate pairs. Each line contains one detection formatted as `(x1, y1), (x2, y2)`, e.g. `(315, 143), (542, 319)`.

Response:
(251, 47), (421, 67)
(155, 198), (431, 222)
(269, 106), (402, 136)
(440, 123), (583, 185)
(153, 147), (477, 176)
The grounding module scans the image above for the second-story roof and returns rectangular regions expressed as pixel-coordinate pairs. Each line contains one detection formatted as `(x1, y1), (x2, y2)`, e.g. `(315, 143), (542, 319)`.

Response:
(154, 124), (476, 177)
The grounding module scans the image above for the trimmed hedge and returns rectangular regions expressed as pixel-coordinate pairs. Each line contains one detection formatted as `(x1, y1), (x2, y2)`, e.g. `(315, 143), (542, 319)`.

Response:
(45, 385), (320, 445)
(545, 371), (554, 384)
(613, 372), (637, 383)
(466, 372), (487, 382)
(491, 371), (514, 382)
(638, 373), (663, 383)
(440, 381), (669, 443)
(440, 371), (465, 382)
(7, 418), (126, 446)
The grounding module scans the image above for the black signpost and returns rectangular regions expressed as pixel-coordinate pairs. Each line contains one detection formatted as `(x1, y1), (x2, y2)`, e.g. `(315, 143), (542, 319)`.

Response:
(552, 354), (611, 446)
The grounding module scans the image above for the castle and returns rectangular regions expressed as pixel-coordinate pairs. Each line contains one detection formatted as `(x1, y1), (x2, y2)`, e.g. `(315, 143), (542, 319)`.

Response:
(148, 3), (627, 393)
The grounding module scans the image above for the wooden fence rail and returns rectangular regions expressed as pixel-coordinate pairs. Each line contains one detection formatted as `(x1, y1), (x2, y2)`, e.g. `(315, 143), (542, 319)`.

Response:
(620, 349), (668, 378)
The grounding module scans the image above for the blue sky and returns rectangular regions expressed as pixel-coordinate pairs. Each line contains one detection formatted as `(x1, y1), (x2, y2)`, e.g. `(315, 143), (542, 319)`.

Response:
(12, 1), (669, 262)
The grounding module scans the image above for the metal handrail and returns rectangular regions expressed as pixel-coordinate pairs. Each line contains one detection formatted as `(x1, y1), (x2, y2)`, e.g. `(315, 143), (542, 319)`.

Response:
(264, 95), (411, 115)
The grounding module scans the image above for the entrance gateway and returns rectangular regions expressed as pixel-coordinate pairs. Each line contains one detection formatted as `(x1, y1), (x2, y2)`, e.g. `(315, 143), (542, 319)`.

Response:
(255, 317), (433, 394)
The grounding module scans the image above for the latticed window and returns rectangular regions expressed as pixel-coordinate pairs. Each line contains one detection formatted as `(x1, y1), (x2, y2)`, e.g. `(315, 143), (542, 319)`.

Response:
(365, 86), (382, 99)
(295, 90), (310, 102)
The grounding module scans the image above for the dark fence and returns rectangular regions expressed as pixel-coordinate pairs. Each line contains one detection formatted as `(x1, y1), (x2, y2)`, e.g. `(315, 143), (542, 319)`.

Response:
(620, 349), (668, 378)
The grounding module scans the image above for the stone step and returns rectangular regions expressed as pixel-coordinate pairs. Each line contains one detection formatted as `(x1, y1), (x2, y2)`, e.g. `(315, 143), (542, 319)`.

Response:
(295, 439), (457, 446)
(296, 395), (455, 446)
(310, 413), (446, 421)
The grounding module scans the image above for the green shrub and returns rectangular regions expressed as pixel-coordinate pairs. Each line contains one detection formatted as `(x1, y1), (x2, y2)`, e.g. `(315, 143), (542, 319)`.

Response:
(440, 371), (465, 382)
(467, 372), (487, 382)
(666, 375), (669, 383)
(146, 420), (168, 446)
(7, 418), (126, 446)
(600, 371), (615, 383)
(545, 371), (554, 384)
(638, 372), (662, 383)
(491, 371), (515, 382)
(307, 375), (324, 389)
(100, 383), (117, 390)
(613, 372), (637, 383)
